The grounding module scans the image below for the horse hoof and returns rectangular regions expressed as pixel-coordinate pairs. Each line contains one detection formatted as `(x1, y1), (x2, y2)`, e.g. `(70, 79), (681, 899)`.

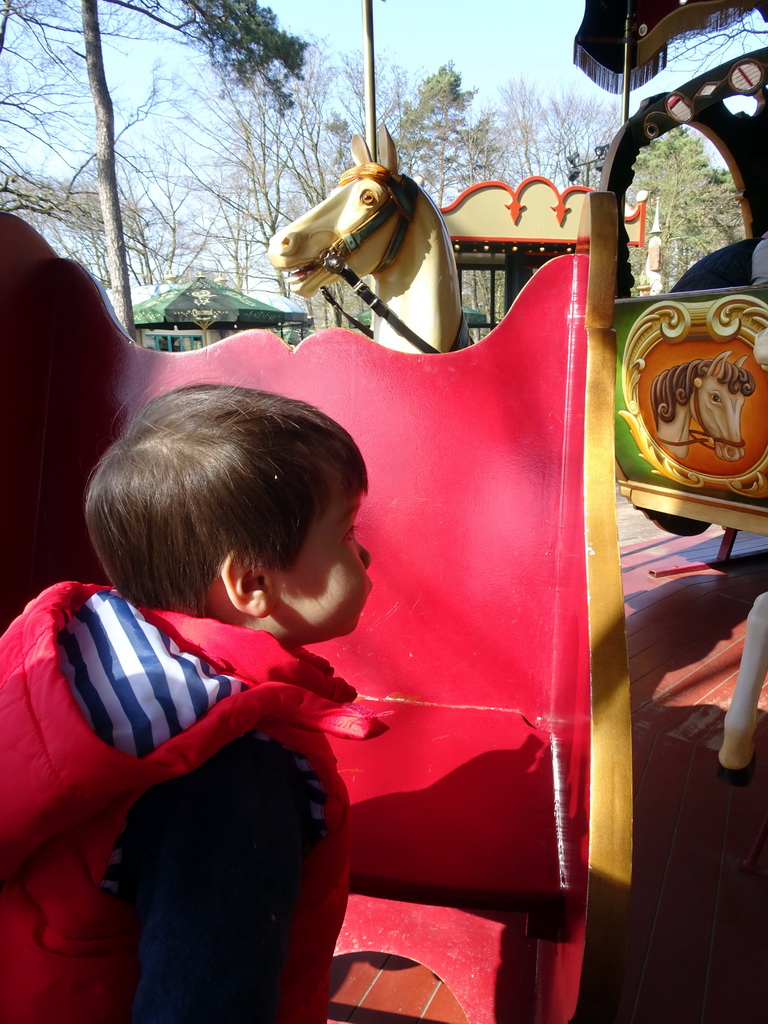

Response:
(717, 753), (756, 787)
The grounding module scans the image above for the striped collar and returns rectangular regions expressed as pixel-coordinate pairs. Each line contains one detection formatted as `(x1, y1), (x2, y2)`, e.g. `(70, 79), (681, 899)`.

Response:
(58, 591), (246, 757)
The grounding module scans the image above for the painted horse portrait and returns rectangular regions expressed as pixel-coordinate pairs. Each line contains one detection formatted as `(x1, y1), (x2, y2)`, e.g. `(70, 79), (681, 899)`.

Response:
(268, 126), (465, 354)
(650, 349), (755, 462)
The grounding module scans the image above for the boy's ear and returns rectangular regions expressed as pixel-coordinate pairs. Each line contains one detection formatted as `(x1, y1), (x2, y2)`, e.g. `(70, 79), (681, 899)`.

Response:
(212, 555), (275, 622)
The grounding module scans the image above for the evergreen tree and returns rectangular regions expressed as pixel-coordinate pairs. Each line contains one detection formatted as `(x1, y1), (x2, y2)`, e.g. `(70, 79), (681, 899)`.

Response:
(399, 63), (477, 206)
(628, 127), (743, 292)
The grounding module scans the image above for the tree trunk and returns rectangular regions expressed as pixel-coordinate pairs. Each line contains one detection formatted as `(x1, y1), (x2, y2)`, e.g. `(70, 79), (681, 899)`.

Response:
(80, 0), (134, 334)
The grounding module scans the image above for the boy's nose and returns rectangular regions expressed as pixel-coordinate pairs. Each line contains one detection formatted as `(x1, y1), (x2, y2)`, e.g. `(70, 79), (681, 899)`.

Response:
(357, 541), (372, 569)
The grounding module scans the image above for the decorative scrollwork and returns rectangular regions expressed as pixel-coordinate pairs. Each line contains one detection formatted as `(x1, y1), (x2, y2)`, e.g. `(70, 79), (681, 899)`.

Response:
(652, 300), (692, 341)
(731, 471), (768, 495)
(706, 295), (768, 341)
(620, 294), (768, 498)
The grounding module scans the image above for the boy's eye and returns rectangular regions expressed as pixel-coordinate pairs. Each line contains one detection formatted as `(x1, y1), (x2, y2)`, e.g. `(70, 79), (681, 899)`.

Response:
(344, 525), (357, 541)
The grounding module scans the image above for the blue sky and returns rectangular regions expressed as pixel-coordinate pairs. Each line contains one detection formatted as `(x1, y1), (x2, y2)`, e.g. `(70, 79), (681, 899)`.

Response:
(99, 1), (767, 125)
(273, 0), (766, 116)
(276, 0), (600, 104)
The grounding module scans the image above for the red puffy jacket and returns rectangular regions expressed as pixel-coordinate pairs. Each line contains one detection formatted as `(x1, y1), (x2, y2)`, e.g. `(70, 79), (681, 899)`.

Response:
(0, 582), (384, 1024)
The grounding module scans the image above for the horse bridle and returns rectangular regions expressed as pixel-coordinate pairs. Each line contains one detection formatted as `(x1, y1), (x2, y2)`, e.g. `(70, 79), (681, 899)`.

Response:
(325, 163), (419, 274)
(318, 164), (468, 355)
(660, 383), (745, 451)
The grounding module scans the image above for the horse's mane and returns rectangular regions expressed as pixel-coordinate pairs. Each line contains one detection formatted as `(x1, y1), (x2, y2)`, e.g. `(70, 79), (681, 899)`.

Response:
(338, 163), (392, 187)
(651, 356), (756, 426)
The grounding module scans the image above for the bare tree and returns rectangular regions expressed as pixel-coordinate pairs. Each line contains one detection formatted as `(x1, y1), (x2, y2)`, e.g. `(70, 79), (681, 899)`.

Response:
(81, 0), (133, 328)
(4, 132), (207, 289)
(2, 0), (307, 330)
(177, 42), (366, 326)
(459, 104), (505, 187)
(498, 77), (620, 187)
(336, 48), (417, 145)
(497, 78), (551, 182)
(119, 140), (212, 285)
(179, 72), (293, 291)
(660, 10), (767, 73)
(8, 173), (113, 282)
(0, 3), (89, 175)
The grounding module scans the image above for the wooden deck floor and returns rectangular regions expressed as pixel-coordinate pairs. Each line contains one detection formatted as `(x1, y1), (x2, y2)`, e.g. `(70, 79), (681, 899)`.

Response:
(328, 505), (768, 1023)
(616, 517), (768, 1024)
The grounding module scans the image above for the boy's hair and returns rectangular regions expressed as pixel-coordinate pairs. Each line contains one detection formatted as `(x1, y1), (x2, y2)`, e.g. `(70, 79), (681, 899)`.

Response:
(85, 384), (368, 615)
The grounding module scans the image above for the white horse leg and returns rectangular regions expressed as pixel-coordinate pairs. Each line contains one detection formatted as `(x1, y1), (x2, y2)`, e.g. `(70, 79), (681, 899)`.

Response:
(719, 591), (768, 781)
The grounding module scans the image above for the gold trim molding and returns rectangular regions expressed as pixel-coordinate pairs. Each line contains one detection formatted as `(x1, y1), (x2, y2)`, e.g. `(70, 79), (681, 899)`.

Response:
(619, 294), (768, 497)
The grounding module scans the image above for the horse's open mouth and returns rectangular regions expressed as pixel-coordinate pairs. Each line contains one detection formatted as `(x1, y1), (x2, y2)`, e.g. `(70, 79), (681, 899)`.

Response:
(715, 441), (745, 462)
(287, 262), (321, 285)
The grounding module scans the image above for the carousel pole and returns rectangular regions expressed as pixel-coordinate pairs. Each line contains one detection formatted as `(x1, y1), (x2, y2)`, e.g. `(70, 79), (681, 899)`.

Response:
(621, 0), (636, 123)
(362, 0), (377, 160)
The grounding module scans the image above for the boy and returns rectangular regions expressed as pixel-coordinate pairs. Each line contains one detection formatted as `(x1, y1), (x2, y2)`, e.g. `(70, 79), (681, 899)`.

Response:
(0, 384), (384, 1024)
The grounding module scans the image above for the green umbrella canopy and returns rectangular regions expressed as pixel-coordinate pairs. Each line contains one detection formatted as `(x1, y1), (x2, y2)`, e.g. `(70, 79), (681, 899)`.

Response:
(458, 305), (487, 327)
(133, 276), (285, 329)
(356, 304), (487, 328)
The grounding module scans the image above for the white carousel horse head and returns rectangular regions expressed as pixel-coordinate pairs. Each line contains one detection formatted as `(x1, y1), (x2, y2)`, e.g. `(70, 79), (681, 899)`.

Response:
(650, 350), (754, 462)
(267, 125), (464, 354)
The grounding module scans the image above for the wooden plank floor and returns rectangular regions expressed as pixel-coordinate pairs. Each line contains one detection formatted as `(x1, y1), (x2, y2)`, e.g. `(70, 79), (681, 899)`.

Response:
(328, 502), (768, 1023)
(616, 511), (768, 1024)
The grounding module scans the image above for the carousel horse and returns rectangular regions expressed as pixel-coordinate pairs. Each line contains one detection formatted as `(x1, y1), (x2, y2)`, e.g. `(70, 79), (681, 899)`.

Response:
(717, 344), (768, 783)
(268, 126), (466, 354)
(650, 350), (755, 462)
(719, 591), (768, 784)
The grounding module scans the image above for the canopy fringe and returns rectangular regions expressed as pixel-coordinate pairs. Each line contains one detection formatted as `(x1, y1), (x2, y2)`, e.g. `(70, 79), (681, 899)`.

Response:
(575, 2), (767, 95)
(638, 2), (767, 70)
(574, 44), (667, 94)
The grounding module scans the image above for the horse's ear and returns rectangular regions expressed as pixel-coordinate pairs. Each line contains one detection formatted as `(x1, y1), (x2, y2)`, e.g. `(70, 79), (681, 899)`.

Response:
(377, 125), (399, 175)
(707, 349), (731, 376)
(350, 134), (372, 165)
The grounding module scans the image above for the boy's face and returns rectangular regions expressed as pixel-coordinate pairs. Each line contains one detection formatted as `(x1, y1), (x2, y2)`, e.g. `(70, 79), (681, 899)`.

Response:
(271, 483), (372, 649)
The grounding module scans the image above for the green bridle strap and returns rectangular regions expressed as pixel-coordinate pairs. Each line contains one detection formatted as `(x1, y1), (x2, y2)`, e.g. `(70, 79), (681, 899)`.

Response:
(376, 175), (420, 272)
(330, 173), (420, 273)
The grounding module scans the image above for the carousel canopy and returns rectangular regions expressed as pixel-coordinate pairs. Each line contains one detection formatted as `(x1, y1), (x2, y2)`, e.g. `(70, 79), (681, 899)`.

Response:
(248, 290), (309, 323)
(133, 276), (287, 329)
(575, 0), (768, 94)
